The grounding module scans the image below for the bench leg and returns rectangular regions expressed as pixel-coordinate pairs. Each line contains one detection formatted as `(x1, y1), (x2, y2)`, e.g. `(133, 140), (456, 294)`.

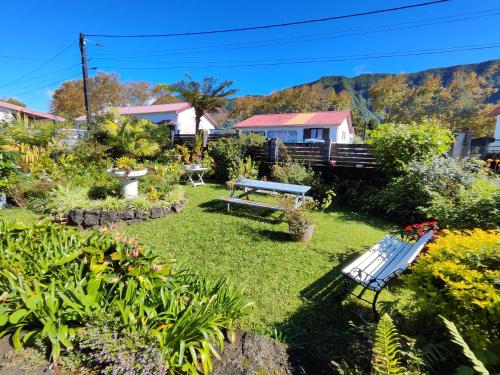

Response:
(372, 290), (382, 321)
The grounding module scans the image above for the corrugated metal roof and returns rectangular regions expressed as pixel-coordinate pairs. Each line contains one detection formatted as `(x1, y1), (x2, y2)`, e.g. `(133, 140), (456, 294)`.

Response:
(0, 100), (64, 122)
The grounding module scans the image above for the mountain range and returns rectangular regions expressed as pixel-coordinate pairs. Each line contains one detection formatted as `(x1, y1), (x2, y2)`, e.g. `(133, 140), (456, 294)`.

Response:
(236, 59), (500, 125)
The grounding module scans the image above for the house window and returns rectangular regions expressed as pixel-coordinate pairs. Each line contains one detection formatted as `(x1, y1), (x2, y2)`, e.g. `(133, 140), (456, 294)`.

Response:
(267, 130), (298, 143)
(310, 128), (323, 139)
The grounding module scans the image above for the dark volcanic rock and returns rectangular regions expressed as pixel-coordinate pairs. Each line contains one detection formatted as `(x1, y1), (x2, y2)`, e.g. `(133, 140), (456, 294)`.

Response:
(150, 207), (162, 219)
(100, 210), (118, 226)
(135, 209), (150, 220)
(171, 201), (183, 213)
(67, 209), (83, 226)
(83, 209), (100, 227)
(214, 331), (298, 375)
(117, 210), (134, 221)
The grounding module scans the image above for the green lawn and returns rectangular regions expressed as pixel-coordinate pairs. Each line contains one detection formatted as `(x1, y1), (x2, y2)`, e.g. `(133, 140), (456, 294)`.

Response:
(123, 183), (409, 364)
(0, 184), (413, 365)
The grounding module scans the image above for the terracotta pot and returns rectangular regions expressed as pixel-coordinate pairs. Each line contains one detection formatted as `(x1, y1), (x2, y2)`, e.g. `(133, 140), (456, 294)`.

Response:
(290, 224), (315, 243)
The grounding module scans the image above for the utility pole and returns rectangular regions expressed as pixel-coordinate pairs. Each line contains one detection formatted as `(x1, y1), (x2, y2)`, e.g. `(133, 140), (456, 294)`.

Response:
(79, 33), (92, 125)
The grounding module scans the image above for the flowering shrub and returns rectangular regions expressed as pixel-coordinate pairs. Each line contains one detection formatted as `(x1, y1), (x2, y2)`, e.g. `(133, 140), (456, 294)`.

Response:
(0, 220), (249, 372)
(405, 229), (500, 349)
(400, 221), (439, 242)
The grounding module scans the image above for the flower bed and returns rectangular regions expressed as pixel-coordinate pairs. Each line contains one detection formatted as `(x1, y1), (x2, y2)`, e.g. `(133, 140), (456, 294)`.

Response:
(66, 200), (185, 228)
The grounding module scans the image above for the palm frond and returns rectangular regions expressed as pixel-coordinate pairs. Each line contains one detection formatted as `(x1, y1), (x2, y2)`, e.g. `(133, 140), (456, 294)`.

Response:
(372, 314), (404, 375)
(441, 316), (489, 375)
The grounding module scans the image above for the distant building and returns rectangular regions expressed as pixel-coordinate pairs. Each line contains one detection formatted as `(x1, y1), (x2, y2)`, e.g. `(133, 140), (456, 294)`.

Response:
(234, 111), (354, 143)
(74, 103), (218, 134)
(487, 105), (500, 154)
(0, 100), (64, 123)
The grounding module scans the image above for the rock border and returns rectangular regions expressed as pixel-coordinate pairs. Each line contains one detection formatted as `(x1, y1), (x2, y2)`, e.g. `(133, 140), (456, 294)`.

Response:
(65, 200), (186, 228)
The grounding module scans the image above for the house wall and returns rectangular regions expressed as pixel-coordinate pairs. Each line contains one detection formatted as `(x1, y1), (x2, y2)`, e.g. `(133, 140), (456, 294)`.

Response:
(495, 115), (500, 140)
(238, 121), (353, 143)
(129, 112), (177, 125)
(176, 107), (215, 134)
(0, 107), (15, 122)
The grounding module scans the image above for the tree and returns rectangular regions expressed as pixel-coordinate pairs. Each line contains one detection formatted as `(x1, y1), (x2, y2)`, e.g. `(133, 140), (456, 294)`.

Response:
(440, 71), (496, 133)
(100, 116), (160, 157)
(123, 81), (152, 106)
(151, 84), (180, 105)
(169, 76), (237, 133)
(369, 75), (413, 123)
(1, 97), (26, 107)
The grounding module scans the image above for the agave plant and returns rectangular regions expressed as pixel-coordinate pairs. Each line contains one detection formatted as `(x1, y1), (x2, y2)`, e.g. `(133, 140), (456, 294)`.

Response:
(100, 116), (160, 157)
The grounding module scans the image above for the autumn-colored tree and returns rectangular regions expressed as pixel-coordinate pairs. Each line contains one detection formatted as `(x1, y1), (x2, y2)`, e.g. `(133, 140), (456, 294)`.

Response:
(169, 76), (237, 133)
(51, 74), (171, 120)
(369, 75), (413, 123)
(232, 84), (353, 119)
(440, 71), (496, 133)
(150, 84), (180, 105)
(0, 97), (26, 107)
(123, 81), (152, 106)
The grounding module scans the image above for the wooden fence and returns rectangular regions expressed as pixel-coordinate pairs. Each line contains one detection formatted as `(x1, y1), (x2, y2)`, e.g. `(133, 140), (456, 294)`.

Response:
(329, 144), (377, 168)
(252, 139), (378, 168)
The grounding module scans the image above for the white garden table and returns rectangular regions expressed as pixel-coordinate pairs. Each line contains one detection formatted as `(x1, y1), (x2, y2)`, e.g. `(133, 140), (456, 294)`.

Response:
(185, 166), (208, 187)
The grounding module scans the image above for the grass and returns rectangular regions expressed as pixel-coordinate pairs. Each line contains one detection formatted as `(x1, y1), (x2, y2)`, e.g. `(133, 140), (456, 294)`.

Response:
(0, 208), (38, 224)
(0, 184), (414, 366)
(122, 183), (413, 364)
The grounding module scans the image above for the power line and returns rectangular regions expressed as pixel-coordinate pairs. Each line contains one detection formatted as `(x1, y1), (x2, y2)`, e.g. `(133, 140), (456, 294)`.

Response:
(94, 43), (500, 71)
(86, 0), (451, 38)
(90, 11), (500, 64)
(89, 7), (500, 58)
(8, 72), (81, 97)
(0, 38), (78, 89)
(2, 64), (81, 89)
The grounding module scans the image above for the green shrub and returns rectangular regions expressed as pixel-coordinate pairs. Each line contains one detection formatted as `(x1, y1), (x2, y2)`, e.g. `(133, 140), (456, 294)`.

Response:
(208, 134), (265, 181)
(0, 220), (249, 371)
(405, 229), (500, 349)
(271, 162), (315, 185)
(208, 137), (245, 180)
(0, 151), (21, 193)
(367, 121), (453, 173)
(423, 178), (500, 229)
(229, 156), (259, 181)
(87, 180), (121, 200)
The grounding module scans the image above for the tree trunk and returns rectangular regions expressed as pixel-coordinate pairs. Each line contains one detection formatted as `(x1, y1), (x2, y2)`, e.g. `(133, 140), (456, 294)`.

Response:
(195, 109), (203, 134)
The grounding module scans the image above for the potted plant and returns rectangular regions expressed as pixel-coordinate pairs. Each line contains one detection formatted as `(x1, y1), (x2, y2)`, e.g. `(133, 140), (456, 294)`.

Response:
(176, 145), (191, 164)
(107, 157), (147, 199)
(280, 197), (315, 242)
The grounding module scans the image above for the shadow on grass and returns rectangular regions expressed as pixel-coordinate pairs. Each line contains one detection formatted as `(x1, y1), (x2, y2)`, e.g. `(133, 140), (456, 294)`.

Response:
(257, 229), (291, 243)
(199, 199), (283, 224)
(275, 252), (378, 373)
(323, 207), (395, 232)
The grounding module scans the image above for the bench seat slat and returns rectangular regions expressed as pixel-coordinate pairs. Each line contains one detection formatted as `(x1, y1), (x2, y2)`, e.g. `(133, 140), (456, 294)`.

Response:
(220, 196), (284, 211)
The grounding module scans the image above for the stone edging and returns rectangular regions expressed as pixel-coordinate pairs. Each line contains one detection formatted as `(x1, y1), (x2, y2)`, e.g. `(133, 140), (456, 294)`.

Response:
(65, 200), (186, 228)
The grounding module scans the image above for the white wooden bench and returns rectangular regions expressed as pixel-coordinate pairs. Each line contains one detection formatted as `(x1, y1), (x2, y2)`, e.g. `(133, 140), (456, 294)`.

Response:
(339, 231), (433, 319)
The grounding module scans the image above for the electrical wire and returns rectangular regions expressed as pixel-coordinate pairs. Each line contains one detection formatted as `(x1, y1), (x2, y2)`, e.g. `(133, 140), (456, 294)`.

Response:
(86, 0), (451, 38)
(0, 38), (78, 89)
(89, 7), (500, 58)
(93, 43), (500, 71)
(8, 72), (81, 97)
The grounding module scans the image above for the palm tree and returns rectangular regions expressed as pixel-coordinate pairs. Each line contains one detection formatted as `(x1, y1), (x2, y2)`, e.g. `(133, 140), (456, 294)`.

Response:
(169, 76), (237, 133)
(100, 116), (160, 157)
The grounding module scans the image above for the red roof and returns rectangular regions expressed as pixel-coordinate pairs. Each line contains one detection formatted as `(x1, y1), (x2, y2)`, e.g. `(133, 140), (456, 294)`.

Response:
(0, 100), (64, 122)
(489, 105), (500, 117)
(235, 111), (353, 133)
(74, 102), (192, 121)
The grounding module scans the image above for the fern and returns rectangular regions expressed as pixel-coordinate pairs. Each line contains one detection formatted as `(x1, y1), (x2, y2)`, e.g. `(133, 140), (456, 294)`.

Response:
(441, 316), (490, 375)
(372, 314), (404, 375)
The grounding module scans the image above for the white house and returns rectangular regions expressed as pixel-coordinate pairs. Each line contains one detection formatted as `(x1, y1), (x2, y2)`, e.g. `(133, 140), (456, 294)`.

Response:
(74, 102), (217, 134)
(234, 111), (354, 143)
(487, 105), (500, 153)
(0, 100), (64, 123)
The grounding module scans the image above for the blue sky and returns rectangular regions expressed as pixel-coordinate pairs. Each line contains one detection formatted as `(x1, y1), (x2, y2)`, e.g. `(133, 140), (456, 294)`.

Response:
(0, 0), (499, 112)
